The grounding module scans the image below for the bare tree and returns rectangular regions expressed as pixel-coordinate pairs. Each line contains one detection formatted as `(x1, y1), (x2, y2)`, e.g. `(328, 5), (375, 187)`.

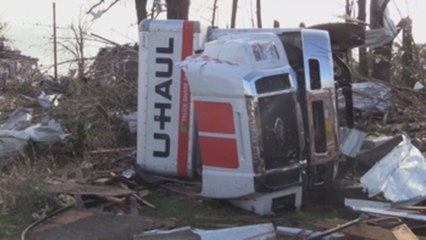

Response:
(135, 0), (148, 24)
(165, 0), (190, 19)
(231, 0), (238, 28)
(370, 0), (392, 81)
(256, 0), (262, 28)
(357, 0), (368, 77)
(211, 0), (218, 26)
(401, 17), (418, 87)
(87, 0), (190, 24)
(57, 16), (92, 80)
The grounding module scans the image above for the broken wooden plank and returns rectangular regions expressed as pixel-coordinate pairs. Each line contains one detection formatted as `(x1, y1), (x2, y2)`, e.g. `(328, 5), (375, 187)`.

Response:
(392, 224), (420, 240)
(317, 218), (419, 240)
(308, 217), (362, 239)
(89, 147), (135, 154)
(118, 182), (155, 209)
(42, 181), (133, 197)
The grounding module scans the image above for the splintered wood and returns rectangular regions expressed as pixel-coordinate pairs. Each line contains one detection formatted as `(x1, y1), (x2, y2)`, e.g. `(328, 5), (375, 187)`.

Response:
(318, 218), (419, 240)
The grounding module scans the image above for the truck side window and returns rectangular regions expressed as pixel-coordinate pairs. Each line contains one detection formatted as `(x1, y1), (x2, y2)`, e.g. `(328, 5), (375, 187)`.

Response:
(309, 59), (321, 90)
(312, 100), (327, 153)
(255, 74), (291, 94)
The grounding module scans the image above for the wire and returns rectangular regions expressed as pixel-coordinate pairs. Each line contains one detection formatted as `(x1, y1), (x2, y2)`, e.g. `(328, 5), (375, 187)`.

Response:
(20, 203), (75, 240)
(20, 198), (104, 240)
(392, 0), (404, 19)
(405, 0), (410, 16)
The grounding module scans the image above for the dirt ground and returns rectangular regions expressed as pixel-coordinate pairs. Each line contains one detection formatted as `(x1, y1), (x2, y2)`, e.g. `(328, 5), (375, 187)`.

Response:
(18, 178), (359, 240)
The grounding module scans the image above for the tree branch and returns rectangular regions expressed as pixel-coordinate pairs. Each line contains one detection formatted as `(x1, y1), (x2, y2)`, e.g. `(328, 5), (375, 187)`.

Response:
(86, 0), (105, 14)
(87, 0), (121, 21)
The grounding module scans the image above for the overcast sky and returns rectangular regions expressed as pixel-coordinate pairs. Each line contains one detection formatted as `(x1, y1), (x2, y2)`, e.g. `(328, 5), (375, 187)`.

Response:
(0, 0), (423, 73)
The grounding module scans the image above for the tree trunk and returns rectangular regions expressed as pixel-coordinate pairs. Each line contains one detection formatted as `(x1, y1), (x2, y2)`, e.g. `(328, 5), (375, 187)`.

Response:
(256, 0), (262, 28)
(166, 0), (190, 19)
(135, 0), (148, 24)
(78, 25), (85, 80)
(211, 0), (218, 26)
(370, 0), (392, 81)
(230, 0), (238, 28)
(345, 0), (352, 17)
(401, 18), (416, 87)
(358, 0), (368, 77)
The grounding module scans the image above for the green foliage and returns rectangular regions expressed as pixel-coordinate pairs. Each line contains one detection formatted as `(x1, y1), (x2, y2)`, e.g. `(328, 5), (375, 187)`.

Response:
(64, 77), (86, 96)
(23, 139), (43, 162)
(0, 177), (59, 239)
(71, 121), (87, 157)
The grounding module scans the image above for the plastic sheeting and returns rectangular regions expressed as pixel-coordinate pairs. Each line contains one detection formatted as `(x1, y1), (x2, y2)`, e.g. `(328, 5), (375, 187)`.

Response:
(0, 119), (67, 157)
(37, 91), (62, 108)
(121, 112), (137, 133)
(360, 135), (426, 203)
(1, 108), (32, 130)
(20, 91), (63, 108)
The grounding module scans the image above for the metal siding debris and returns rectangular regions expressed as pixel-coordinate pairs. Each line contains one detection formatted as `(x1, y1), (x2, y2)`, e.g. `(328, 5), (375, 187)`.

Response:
(339, 127), (367, 158)
(360, 135), (426, 203)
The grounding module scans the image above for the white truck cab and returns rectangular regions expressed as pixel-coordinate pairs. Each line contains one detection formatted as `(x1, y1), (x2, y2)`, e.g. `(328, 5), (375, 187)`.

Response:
(137, 19), (341, 215)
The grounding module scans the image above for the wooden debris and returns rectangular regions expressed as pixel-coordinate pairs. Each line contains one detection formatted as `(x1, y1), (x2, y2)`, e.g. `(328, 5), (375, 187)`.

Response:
(89, 147), (135, 155)
(317, 218), (419, 240)
(42, 181), (134, 197)
(28, 209), (177, 240)
(393, 224), (420, 240)
(308, 217), (362, 239)
(118, 182), (156, 209)
(129, 196), (139, 217)
(160, 182), (202, 198)
(30, 209), (95, 233)
(137, 189), (151, 198)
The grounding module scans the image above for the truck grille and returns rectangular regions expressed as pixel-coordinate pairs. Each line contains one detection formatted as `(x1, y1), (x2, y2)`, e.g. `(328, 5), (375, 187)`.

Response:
(258, 93), (300, 168)
(255, 92), (301, 190)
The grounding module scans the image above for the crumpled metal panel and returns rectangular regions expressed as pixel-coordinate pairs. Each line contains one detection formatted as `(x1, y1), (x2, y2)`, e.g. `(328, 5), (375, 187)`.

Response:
(138, 224), (276, 240)
(360, 135), (426, 203)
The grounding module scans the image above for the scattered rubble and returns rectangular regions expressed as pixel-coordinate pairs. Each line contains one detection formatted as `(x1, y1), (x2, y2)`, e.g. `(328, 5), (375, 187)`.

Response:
(0, 45), (39, 90)
(1, 28), (426, 240)
(340, 127), (367, 158)
(136, 224), (276, 240)
(89, 44), (138, 84)
(350, 81), (392, 114)
(317, 216), (419, 240)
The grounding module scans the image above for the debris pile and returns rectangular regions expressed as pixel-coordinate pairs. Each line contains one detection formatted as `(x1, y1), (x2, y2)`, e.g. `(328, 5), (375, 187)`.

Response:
(88, 44), (138, 84)
(2, 40), (426, 240)
(340, 80), (426, 149)
(0, 45), (39, 90)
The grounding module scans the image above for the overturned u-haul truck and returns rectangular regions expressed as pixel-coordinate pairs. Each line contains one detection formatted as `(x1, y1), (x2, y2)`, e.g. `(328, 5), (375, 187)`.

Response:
(136, 19), (344, 215)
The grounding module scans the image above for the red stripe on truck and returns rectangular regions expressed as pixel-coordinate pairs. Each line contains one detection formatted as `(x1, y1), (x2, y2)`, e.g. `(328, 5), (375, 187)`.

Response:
(199, 136), (239, 169)
(177, 21), (195, 177)
(194, 101), (239, 169)
(194, 101), (236, 134)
